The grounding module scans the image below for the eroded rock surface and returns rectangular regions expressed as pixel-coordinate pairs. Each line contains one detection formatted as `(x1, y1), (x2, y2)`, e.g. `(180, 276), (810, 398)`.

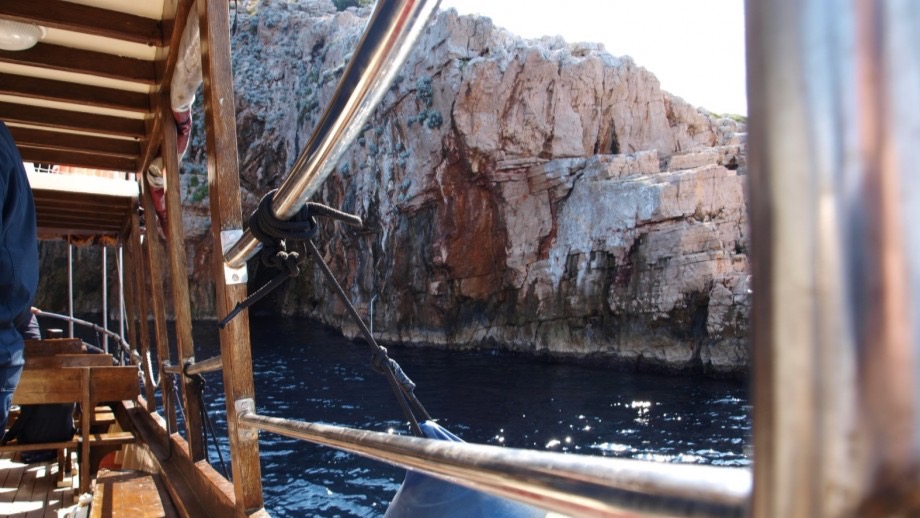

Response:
(179, 1), (749, 374)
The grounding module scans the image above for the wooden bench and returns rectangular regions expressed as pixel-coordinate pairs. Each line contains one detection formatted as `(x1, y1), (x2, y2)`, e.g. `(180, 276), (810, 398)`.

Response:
(18, 353), (115, 431)
(3, 365), (140, 494)
(23, 338), (84, 356)
(25, 353), (114, 369)
(90, 469), (178, 518)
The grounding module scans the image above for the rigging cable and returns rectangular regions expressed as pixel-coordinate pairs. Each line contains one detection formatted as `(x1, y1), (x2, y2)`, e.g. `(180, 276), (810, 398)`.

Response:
(188, 368), (232, 480)
(161, 363), (232, 479)
(221, 189), (430, 436)
(160, 366), (175, 461)
(176, 370), (232, 479)
(305, 240), (432, 432)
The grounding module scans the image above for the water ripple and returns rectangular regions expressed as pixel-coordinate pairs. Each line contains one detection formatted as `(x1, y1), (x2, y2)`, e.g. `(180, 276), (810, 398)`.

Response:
(189, 316), (750, 517)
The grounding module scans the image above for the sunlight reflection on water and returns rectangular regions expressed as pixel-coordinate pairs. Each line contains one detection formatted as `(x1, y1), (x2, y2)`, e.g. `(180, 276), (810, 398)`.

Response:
(189, 317), (750, 517)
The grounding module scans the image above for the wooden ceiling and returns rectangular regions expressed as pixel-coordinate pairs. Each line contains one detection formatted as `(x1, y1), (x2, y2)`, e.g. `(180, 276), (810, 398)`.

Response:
(29, 171), (138, 239)
(0, 0), (193, 239)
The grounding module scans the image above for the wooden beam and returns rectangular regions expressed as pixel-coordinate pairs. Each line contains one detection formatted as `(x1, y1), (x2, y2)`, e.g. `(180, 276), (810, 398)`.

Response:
(0, 43), (156, 84)
(121, 236), (139, 365)
(33, 204), (129, 220)
(18, 145), (137, 171)
(0, 73), (149, 113)
(33, 198), (130, 214)
(0, 0), (163, 46)
(36, 214), (125, 231)
(9, 126), (140, 158)
(199, 0), (265, 513)
(0, 102), (145, 137)
(140, 179), (178, 434)
(35, 220), (124, 234)
(35, 228), (117, 240)
(32, 190), (136, 210)
(32, 191), (132, 207)
(129, 209), (157, 411)
(122, 401), (238, 517)
(35, 209), (128, 224)
(157, 88), (206, 460)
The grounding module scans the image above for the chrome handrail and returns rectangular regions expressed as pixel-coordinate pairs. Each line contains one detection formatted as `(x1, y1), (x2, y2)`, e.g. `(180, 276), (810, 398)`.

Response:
(238, 408), (750, 518)
(222, 0), (441, 268)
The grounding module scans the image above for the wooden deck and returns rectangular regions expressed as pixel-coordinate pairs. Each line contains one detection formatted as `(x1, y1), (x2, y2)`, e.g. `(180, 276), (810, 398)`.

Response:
(0, 451), (81, 517)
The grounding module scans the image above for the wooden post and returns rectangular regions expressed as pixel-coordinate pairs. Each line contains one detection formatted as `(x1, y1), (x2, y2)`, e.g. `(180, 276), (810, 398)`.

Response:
(121, 238), (138, 364)
(101, 246), (108, 353)
(198, 0), (264, 513)
(67, 243), (74, 337)
(159, 90), (206, 460)
(129, 209), (157, 411)
(140, 179), (178, 434)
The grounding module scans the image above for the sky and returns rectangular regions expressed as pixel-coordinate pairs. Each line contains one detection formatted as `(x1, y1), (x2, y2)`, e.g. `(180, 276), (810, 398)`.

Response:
(439, 0), (748, 115)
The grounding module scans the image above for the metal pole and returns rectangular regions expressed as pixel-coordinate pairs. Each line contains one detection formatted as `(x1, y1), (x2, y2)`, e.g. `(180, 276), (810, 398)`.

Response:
(102, 246), (108, 353)
(222, 0), (441, 268)
(36, 310), (132, 359)
(67, 242), (74, 337)
(747, 0), (920, 515)
(238, 411), (750, 518)
(118, 245), (125, 362)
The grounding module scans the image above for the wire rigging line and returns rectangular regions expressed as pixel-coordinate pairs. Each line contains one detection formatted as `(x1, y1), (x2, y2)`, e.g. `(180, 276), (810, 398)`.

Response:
(223, 189), (430, 436)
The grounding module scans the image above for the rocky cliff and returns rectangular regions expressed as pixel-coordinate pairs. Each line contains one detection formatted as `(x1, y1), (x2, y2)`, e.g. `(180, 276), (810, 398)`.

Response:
(48, 0), (751, 375)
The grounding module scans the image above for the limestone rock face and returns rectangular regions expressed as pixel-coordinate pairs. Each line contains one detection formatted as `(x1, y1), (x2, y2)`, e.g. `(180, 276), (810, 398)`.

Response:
(176, 0), (750, 375)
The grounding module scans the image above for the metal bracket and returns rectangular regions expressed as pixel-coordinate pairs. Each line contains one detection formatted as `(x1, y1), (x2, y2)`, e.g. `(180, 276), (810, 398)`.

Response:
(235, 398), (258, 440)
(221, 230), (248, 285)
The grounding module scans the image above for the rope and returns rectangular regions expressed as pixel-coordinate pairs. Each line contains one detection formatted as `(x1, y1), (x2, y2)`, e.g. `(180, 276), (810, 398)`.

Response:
(144, 349), (159, 389)
(157, 362), (231, 479)
(219, 190), (365, 328)
(250, 189), (319, 242)
(218, 190), (317, 328)
(305, 241), (431, 435)
(170, 375), (187, 427)
(187, 368), (231, 480)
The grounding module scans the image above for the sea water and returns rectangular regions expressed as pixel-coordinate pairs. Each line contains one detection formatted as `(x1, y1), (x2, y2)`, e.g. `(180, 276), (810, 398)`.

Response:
(62, 314), (749, 517)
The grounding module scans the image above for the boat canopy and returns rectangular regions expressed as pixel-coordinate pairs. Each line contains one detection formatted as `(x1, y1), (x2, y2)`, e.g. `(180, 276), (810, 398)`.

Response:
(0, 0), (180, 242)
(0, 1), (169, 169)
(28, 169), (138, 242)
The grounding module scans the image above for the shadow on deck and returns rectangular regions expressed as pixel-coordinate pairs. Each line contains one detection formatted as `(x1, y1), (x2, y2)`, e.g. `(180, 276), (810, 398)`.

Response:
(0, 451), (81, 517)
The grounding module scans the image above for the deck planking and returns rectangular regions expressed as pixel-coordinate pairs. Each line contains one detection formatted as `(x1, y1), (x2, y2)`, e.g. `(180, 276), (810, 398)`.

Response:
(0, 451), (78, 517)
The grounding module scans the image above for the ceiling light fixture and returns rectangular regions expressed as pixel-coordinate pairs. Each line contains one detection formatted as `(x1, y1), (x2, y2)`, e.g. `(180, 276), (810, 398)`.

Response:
(0, 19), (46, 51)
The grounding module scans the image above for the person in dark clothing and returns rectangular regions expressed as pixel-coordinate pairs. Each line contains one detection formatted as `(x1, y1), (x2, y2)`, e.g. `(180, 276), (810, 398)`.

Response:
(0, 121), (39, 442)
(8, 310), (74, 463)
(14, 309), (40, 341)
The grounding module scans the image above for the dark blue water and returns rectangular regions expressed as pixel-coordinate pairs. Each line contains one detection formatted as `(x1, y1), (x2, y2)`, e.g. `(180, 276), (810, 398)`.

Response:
(178, 316), (749, 517)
